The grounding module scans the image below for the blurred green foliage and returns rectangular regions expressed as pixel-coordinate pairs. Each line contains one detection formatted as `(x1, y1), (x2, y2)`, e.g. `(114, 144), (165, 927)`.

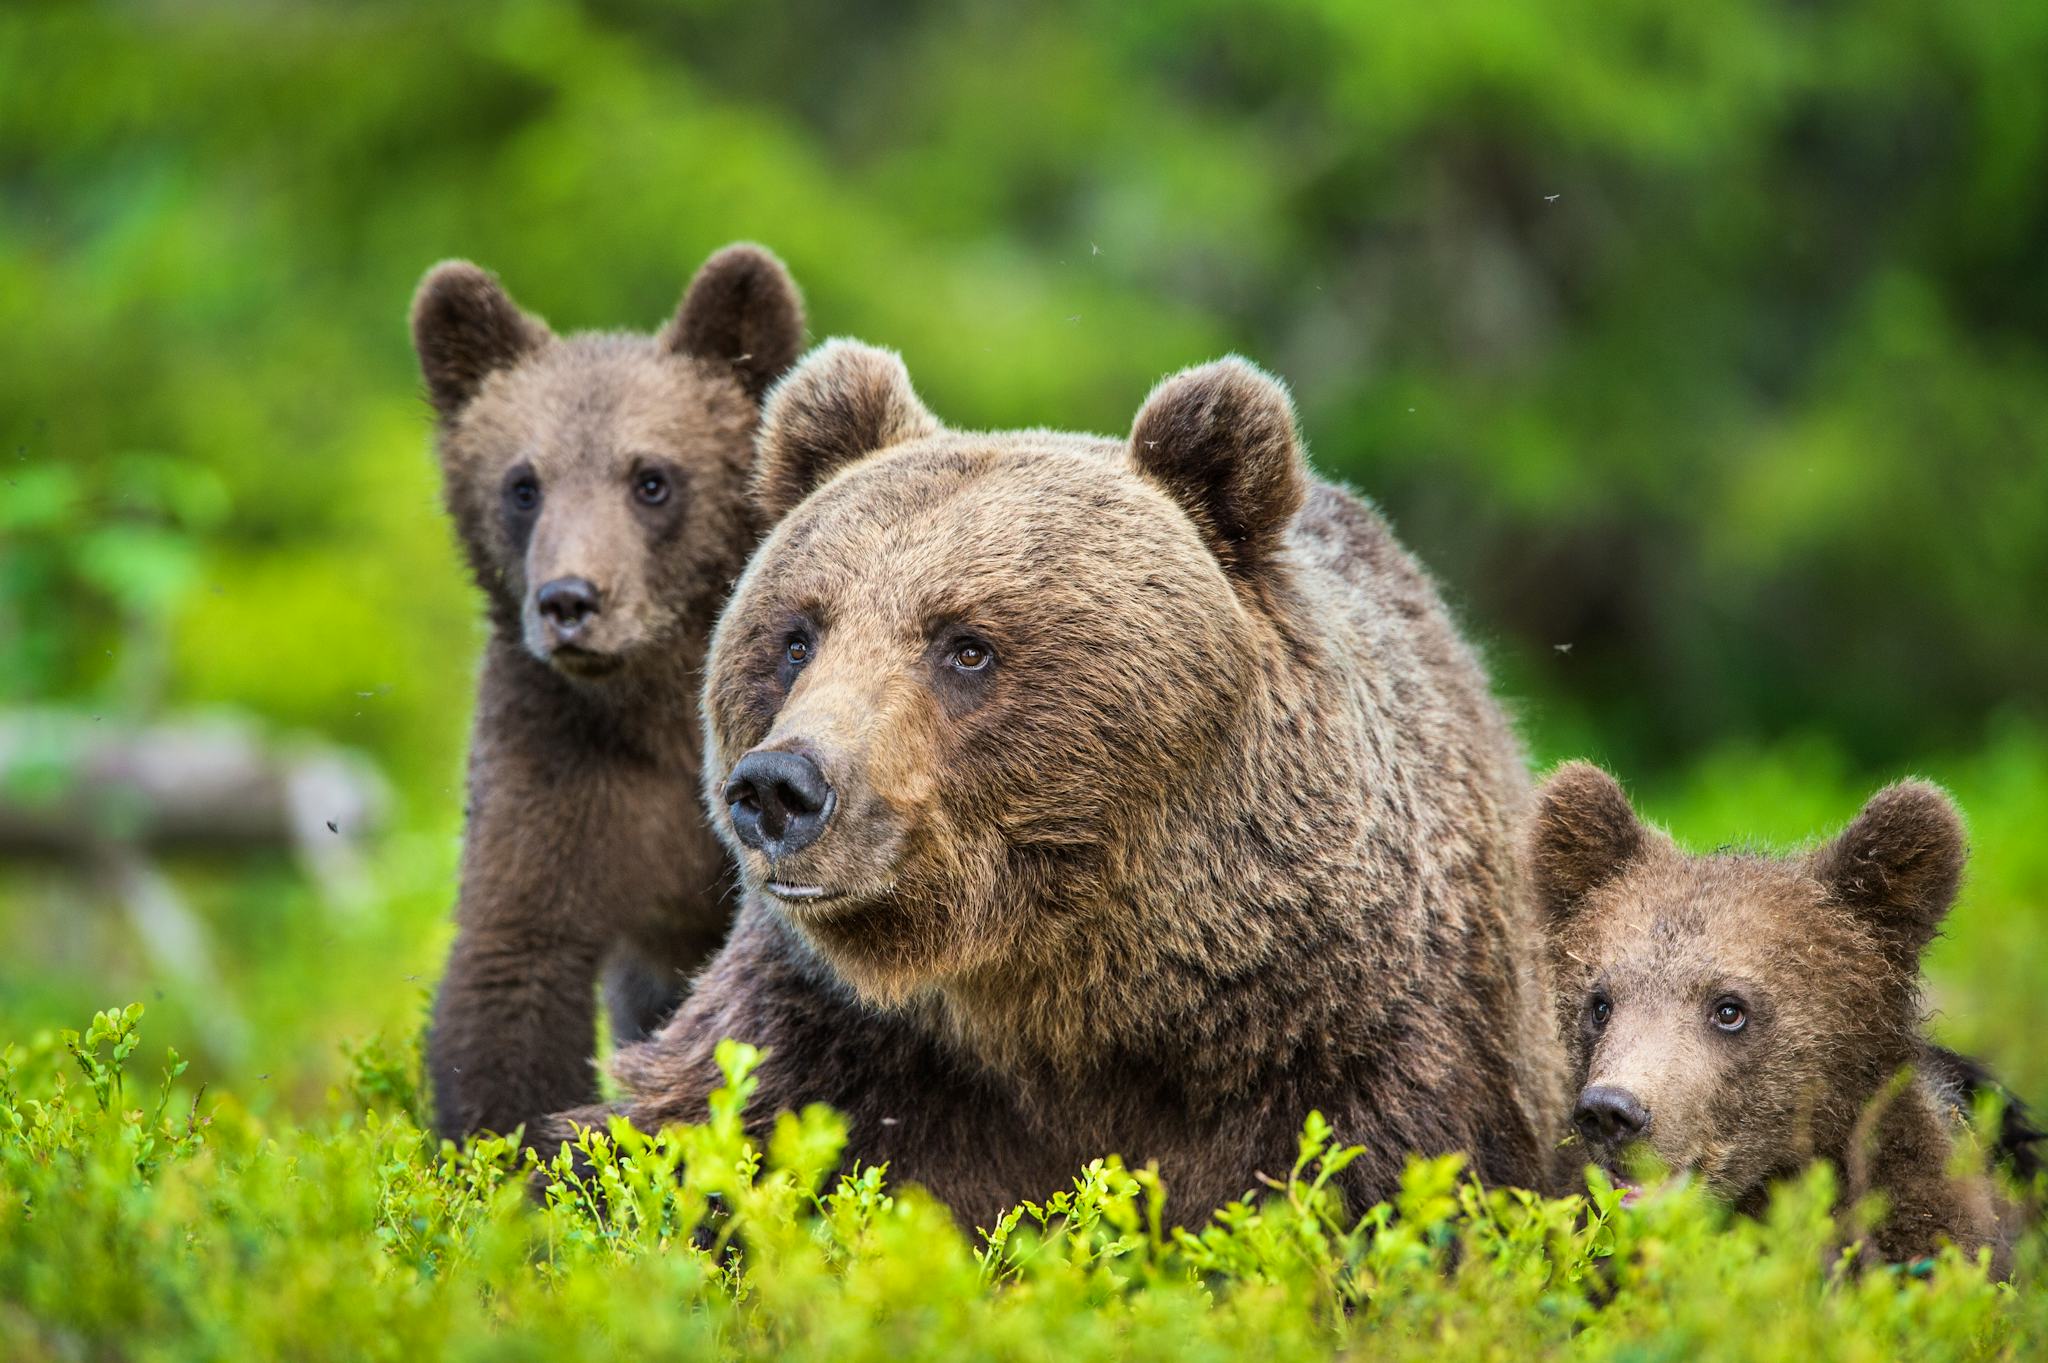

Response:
(0, 0), (2045, 1191)
(7, 0), (2047, 770)
(2, 1006), (2040, 1361)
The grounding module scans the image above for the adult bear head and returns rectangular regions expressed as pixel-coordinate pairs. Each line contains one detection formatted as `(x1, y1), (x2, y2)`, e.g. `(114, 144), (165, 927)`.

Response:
(702, 340), (1309, 1006)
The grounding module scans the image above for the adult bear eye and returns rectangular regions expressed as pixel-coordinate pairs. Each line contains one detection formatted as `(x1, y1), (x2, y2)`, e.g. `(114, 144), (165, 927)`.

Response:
(775, 634), (813, 690)
(948, 640), (994, 673)
(633, 470), (670, 507)
(1590, 995), (1611, 1027)
(507, 475), (541, 512)
(1712, 999), (1748, 1033)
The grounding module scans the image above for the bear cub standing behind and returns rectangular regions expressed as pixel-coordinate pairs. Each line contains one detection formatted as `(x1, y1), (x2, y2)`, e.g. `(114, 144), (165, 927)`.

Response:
(1529, 762), (2040, 1270)
(411, 245), (804, 1142)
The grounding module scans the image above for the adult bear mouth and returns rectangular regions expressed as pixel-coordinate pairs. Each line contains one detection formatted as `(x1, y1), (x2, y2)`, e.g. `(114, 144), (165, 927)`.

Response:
(766, 881), (843, 904)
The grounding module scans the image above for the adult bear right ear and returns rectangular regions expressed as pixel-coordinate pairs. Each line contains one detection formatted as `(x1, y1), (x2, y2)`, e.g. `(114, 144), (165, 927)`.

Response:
(1528, 762), (1652, 931)
(1129, 357), (1308, 583)
(409, 261), (551, 420)
(752, 340), (941, 522)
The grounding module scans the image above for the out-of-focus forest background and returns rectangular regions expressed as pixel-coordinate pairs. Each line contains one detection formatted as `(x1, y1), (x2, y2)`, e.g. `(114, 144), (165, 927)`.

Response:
(2, 0), (2044, 1108)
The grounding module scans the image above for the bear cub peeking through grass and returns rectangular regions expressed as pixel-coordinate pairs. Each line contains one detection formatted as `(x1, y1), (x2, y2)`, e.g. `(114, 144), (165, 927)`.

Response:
(411, 245), (804, 1142)
(1530, 762), (2041, 1270)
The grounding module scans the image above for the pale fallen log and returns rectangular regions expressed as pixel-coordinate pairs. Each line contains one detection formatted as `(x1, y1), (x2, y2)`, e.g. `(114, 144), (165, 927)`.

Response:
(0, 708), (388, 897)
(0, 709), (392, 1063)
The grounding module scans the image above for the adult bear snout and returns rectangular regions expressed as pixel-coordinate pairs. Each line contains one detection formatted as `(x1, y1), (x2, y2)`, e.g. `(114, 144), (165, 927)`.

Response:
(724, 749), (836, 859)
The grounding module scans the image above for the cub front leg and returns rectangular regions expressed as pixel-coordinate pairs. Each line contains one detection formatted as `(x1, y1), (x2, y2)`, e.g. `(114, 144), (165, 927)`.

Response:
(429, 909), (605, 1144)
(1846, 1076), (2002, 1273)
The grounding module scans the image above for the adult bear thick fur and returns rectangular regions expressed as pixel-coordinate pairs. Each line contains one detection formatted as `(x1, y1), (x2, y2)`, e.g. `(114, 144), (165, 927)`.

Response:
(547, 341), (1566, 1226)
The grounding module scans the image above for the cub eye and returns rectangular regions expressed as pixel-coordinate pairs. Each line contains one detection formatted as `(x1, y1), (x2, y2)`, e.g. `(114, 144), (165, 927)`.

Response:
(948, 640), (994, 673)
(784, 637), (810, 666)
(508, 476), (540, 512)
(1590, 996), (1612, 1027)
(1712, 999), (1748, 1033)
(633, 470), (670, 507)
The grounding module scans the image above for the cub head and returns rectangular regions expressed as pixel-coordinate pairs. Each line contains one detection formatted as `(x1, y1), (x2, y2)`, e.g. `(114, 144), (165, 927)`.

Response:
(1528, 762), (1966, 1206)
(411, 244), (804, 680)
(702, 341), (1308, 1002)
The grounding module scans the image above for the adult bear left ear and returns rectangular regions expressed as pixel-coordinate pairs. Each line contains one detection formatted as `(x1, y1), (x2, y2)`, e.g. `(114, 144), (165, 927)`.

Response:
(751, 340), (941, 522)
(1129, 357), (1308, 581)
(661, 242), (806, 401)
(1809, 780), (1966, 968)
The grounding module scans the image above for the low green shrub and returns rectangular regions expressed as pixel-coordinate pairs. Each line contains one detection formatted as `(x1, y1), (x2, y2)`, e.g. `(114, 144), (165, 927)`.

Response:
(1, 1005), (2038, 1361)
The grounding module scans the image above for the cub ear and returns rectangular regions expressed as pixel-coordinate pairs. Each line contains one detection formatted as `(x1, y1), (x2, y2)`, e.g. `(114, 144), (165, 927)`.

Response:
(1809, 780), (1965, 966)
(1129, 357), (1308, 580)
(409, 261), (550, 420)
(661, 242), (806, 401)
(752, 340), (940, 522)
(1528, 762), (1651, 932)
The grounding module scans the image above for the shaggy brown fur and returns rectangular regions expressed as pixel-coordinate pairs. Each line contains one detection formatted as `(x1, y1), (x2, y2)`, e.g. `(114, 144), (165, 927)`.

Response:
(413, 245), (805, 1142)
(1530, 762), (2021, 1269)
(542, 341), (1567, 1228)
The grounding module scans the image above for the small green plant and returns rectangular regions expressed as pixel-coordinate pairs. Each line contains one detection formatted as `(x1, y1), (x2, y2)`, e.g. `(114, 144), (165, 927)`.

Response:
(0, 1005), (2039, 1361)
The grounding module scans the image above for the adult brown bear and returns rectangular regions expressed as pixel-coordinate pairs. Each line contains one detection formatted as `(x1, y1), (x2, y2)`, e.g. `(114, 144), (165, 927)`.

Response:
(548, 341), (1566, 1226)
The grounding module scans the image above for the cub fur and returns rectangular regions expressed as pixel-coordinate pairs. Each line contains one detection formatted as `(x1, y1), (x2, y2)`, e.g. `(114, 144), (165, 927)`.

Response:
(1530, 762), (2038, 1269)
(413, 245), (804, 1141)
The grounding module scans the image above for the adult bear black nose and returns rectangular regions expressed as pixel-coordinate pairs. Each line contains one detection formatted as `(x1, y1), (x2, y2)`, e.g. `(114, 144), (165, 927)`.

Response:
(723, 750), (835, 858)
(1573, 1085), (1651, 1145)
(536, 577), (601, 634)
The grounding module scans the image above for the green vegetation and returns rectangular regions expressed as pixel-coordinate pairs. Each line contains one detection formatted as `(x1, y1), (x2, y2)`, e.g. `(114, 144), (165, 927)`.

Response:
(2, 0), (2044, 1353)
(2, 1004), (2041, 1361)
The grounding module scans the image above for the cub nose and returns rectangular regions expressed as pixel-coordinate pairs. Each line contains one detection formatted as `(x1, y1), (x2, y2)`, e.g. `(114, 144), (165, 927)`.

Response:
(535, 576), (602, 638)
(1574, 1085), (1651, 1146)
(723, 750), (835, 859)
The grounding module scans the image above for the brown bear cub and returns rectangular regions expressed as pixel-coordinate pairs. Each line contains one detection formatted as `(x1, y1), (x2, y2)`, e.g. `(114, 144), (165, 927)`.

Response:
(1529, 762), (2039, 1268)
(411, 245), (804, 1142)
(543, 341), (1568, 1227)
